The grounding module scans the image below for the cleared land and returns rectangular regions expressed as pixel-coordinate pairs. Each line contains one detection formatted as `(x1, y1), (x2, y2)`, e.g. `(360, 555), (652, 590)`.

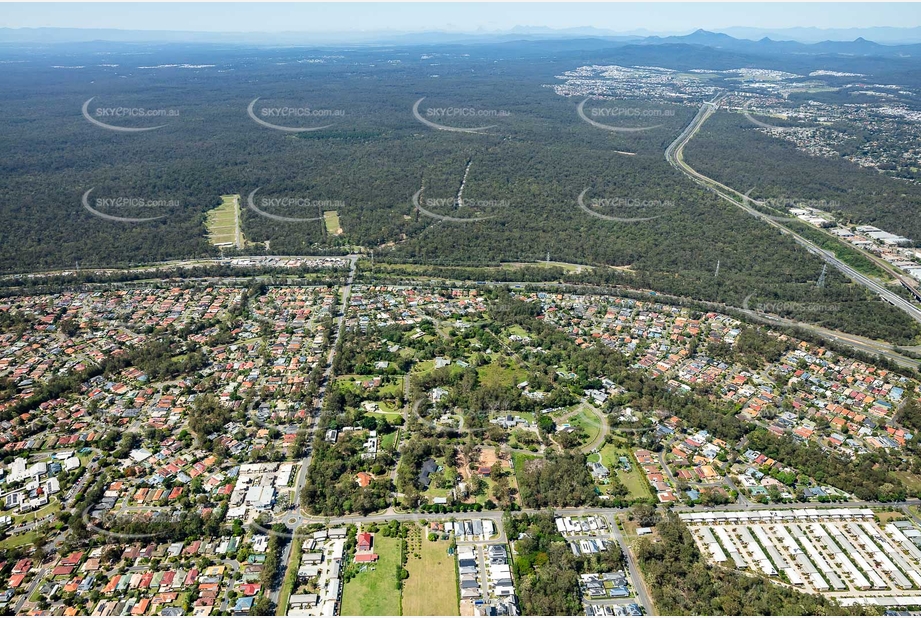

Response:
(206, 194), (242, 248)
(476, 361), (527, 390)
(324, 210), (343, 235)
(340, 535), (402, 616)
(402, 527), (459, 616)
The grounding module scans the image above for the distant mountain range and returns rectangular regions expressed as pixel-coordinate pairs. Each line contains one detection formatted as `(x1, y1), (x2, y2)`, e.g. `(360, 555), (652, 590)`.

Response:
(2, 25), (921, 53)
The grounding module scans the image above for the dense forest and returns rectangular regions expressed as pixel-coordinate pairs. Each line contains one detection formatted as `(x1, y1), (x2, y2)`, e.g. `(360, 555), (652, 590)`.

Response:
(1, 43), (918, 344)
(516, 449), (600, 508)
(686, 109), (921, 243)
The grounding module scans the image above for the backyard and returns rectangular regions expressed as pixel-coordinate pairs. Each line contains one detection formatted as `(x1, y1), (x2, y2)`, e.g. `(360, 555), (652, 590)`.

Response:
(340, 535), (402, 616)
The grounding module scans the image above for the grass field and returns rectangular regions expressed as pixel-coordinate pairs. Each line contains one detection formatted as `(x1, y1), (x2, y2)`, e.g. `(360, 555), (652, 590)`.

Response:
(402, 528), (458, 616)
(380, 429), (399, 452)
(340, 535), (402, 616)
(0, 530), (41, 550)
(206, 194), (241, 248)
(893, 471), (921, 494)
(599, 444), (652, 500)
(477, 361), (527, 390)
(378, 380), (403, 398)
(324, 210), (343, 235)
(500, 260), (593, 273)
(367, 408), (404, 421)
(569, 407), (603, 447)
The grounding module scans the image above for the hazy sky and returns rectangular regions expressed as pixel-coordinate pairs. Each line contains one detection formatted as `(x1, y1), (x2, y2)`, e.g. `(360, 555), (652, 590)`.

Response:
(2, 2), (920, 33)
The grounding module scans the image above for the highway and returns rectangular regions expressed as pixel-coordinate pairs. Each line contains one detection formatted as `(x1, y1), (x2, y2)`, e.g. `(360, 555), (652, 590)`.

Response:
(665, 95), (921, 327)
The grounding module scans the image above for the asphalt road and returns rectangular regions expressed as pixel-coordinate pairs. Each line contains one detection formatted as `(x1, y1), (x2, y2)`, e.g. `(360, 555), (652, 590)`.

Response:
(270, 255), (358, 610)
(13, 567), (46, 614)
(604, 513), (656, 614)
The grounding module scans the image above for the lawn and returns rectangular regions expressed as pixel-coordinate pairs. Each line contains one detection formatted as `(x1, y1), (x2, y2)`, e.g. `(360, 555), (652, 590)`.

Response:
(340, 535), (402, 616)
(506, 325), (529, 338)
(378, 381), (404, 398)
(402, 529), (459, 616)
(599, 444), (652, 500)
(380, 429), (399, 452)
(367, 410), (404, 424)
(0, 530), (41, 550)
(206, 194), (240, 247)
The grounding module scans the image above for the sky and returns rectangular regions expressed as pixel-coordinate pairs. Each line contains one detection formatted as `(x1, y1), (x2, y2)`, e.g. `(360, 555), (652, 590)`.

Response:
(2, 2), (921, 34)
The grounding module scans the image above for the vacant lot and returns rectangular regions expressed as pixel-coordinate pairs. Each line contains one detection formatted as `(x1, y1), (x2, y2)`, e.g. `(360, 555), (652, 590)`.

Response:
(380, 429), (399, 451)
(476, 360), (527, 390)
(402, 526), (458, 616)
(893, 470), (921, 495)
(340, 535), (402, 616)
(206, 194), (240, 247)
